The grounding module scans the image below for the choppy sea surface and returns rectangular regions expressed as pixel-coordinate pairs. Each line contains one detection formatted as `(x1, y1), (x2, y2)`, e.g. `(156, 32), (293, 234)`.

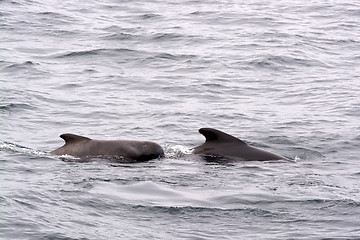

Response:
(1, 0), (360, 239)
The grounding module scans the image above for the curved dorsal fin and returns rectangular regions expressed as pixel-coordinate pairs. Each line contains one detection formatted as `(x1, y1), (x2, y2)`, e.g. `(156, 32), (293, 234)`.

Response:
(198, 128), (246, 145)
(60, 133), (91, 144)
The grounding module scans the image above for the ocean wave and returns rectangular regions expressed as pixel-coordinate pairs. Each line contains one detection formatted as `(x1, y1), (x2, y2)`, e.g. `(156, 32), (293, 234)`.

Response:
(131, 204), (278, 217)
(5, 60), (37, 68)
(248, 54), (330, 70)
(138, 13), (162, 20)
(53, 48), (140, 59)
(0, 103), (37, 114)
(89, 179), (360, 215)
(152, 33), (186, 41)
(100, 32), (137, 41)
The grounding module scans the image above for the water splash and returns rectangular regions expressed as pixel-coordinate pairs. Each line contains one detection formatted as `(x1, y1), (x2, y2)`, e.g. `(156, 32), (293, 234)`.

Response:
(0, 141), (46, 156)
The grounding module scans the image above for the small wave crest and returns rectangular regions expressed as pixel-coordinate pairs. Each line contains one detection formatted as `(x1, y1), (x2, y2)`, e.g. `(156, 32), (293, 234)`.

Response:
(0, 103), (35, 112)
(53, 48), (138, 59)
(5, 61), (37, 69)
(248, 54), (331, 70)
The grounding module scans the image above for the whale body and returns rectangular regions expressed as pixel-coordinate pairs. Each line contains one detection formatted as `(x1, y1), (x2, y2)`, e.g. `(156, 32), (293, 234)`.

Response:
(50, 133), (164, 162)
(192, 128), (285, 161)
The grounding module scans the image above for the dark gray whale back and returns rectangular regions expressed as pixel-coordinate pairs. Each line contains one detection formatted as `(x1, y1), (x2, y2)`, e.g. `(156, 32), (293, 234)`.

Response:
(50, 133), (164, 161)
(192, 128), (285, 161)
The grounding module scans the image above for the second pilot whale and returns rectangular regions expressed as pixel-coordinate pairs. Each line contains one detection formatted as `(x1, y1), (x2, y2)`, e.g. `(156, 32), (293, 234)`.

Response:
(192, 128), (286, 161)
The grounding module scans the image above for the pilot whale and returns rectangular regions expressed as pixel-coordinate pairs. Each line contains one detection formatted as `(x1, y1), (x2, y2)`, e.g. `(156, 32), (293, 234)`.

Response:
(192, 128), (285, 161)
(50, 133), (164, 161)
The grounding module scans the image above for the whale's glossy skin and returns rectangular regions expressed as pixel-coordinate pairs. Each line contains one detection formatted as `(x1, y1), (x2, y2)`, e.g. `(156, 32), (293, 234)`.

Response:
(50, 133), (164, 161)
(192, 128), (285, 161)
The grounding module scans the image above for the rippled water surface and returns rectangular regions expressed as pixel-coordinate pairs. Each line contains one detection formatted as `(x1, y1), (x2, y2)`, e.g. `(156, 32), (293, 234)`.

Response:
(1, 0), (360, 239)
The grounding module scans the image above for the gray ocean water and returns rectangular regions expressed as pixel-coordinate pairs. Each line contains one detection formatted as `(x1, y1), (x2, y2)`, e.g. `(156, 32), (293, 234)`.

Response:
(1, 0), (360, 239)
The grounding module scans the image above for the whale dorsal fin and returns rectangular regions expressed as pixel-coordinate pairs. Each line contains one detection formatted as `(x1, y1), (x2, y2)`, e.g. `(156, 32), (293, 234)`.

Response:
(198, 128), (246, 145)
(60, 133), (91, 144)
